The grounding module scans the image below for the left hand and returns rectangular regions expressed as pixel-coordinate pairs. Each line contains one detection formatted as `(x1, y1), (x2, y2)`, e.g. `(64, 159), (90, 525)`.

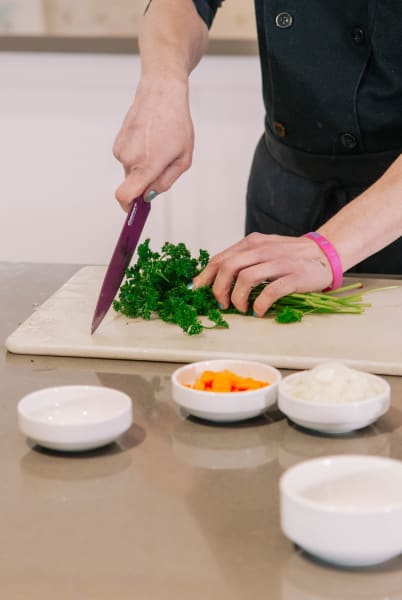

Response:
(192, 233), (334, 316)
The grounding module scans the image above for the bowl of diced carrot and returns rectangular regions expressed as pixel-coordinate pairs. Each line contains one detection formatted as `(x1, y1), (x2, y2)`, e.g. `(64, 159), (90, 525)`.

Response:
(171, 359), (282, 422)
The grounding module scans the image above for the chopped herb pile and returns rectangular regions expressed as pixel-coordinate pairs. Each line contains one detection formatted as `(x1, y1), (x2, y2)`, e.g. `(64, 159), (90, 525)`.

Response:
(113, 239), (392, 335)
(113, 239), (229, 335)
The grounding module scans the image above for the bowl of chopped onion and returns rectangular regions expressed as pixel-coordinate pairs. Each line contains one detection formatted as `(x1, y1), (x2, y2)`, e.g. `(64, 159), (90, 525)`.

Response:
(278, 362), (390, 434)
(171, 359), (282, 422)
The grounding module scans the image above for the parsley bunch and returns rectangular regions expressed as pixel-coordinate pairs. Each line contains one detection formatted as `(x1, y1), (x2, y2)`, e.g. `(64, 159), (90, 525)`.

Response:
(113, 239), (229, 335)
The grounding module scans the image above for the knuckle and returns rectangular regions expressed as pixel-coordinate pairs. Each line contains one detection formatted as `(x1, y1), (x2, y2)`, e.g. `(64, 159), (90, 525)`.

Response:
(208, 255), (222, 269)
(115, 186), (127, 205)
(271, 276), (296, 297)
(115, 179), (136, 206)
(120, 152), (138, 169)
(154, 180), (169, 193)
(112, 141), (122, 161)
(155, 169), (182, 192)
(175, 154), (192, 172)
(245, 232), (264, 246)
(235, 269), (252, 286)
(181, 154), (192, 170)
(219, 260), (236, 280)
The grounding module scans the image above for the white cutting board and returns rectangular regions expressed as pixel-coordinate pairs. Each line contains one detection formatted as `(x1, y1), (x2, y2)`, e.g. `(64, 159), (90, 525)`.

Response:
(5, 267), (402, 375)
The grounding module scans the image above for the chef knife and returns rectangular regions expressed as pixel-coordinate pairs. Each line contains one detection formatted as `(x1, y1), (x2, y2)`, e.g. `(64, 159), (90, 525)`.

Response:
(91, 195), (151, 334)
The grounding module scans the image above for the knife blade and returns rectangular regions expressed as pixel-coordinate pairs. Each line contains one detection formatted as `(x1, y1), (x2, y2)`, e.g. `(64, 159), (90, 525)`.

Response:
(91, 195), (151, 334)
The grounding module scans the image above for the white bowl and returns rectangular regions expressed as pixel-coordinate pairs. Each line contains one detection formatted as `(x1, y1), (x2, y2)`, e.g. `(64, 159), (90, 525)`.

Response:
(18, 385), (133, 451)
(171, 359), (281, 422)
(278, 368), (390, 434)
(280, 455), (402, 567)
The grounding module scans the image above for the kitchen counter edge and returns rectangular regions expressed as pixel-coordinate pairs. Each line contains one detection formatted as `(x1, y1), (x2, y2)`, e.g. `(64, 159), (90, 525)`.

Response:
(0, 35), (258, 55)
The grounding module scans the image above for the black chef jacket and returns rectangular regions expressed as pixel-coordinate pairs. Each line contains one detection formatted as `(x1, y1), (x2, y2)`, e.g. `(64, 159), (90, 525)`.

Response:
(192, 1), (402, 274)
(193, 1), (402, 158)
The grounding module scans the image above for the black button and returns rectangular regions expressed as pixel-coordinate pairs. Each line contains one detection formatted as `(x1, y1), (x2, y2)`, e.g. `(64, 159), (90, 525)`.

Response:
(339, 132), (358, 149)
(275, 12), (293, 29)
(352, 26), (365, 45)
(273, 121), (286, 137)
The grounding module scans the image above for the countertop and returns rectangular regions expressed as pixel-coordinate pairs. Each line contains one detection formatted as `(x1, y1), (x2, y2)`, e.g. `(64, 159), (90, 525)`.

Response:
(2, 262), (402, 599)
(0, 35), (258, 55)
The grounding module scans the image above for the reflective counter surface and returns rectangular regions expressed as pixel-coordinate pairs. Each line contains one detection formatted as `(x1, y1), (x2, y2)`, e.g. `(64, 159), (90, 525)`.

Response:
(2, 263), (402, 599)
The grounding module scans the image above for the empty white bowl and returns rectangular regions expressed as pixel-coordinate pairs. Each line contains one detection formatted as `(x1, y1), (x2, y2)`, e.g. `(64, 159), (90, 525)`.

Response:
(18, 385), (133, 451)
(171, 359), (282, 422)
(278, 365), (390, 434)
(280, 455), (402, 567)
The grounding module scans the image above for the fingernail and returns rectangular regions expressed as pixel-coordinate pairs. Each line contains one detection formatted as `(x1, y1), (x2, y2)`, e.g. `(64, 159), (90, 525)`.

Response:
(186, 281), (194, 290)
(218, 303), (225, 309)
(253, 310), (258, 317)
(145, 190), (158, 202)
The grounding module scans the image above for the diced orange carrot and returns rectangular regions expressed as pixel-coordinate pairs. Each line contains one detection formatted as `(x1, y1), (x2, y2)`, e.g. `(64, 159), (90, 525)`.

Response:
(187, 369), (269, 393)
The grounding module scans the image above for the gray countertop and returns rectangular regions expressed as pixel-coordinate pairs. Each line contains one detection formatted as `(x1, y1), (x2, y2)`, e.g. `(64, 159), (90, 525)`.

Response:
(2, 262), (402, 599)
(0, 35), (258, 55)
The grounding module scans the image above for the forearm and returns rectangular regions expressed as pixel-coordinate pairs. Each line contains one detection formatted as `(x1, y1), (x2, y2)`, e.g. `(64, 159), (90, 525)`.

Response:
(140, 0), (208, 82)
(113, 0), (207, 208)
(318, 154), (402, 271)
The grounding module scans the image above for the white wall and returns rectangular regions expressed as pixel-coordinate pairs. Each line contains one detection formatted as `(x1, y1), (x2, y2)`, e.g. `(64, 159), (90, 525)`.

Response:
(0, 52), (264, 264)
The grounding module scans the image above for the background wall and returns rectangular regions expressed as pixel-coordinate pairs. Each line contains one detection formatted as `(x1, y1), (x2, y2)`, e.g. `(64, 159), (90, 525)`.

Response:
(0, 0), (257, 39)
(0, 51), (264, 264)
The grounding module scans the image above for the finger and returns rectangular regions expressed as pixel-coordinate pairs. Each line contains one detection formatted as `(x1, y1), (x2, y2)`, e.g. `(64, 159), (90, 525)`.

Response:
(249, 254), (333, 316)
(193, 233), (268, 289)
(115, 164), (164, 211)
(211, 245), (283, 308)
(252, 275), (298, 316)
(143, 155), (192, 198)
(229, 259), (290, 313)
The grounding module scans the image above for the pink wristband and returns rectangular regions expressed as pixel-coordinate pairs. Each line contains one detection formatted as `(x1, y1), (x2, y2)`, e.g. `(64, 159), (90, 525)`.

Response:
(304, 232), (343, 291)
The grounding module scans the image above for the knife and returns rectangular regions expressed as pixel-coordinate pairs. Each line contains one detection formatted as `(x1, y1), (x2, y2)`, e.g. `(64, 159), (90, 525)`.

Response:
(91, 195), (151, 334)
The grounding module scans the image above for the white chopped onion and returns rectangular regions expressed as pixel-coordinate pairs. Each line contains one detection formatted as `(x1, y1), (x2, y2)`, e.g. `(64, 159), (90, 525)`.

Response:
(283, 362), (386, 404)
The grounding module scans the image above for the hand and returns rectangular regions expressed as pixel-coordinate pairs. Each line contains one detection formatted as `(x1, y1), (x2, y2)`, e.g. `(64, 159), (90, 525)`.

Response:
(113, 75), (194, 211)
(193, 233), (333, 316)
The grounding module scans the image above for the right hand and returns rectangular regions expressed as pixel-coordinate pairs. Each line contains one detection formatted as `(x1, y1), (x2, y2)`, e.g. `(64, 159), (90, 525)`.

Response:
(193, 232), (334, 316)
(113, 75), (194, 211)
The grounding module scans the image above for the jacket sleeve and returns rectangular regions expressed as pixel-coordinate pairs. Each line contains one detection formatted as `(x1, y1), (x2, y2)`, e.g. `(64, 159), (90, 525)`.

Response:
(192, 0), (224, 28)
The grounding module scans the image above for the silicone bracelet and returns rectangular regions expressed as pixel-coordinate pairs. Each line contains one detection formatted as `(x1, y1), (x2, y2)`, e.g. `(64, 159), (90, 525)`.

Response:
(304, 232), (343, 291)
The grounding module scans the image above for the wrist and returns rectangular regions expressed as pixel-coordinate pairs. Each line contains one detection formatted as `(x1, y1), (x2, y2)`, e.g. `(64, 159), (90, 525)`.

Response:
(138, 72), (189, 99)
(141, 65), (189, 84)
(304, 232), (343, 290)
